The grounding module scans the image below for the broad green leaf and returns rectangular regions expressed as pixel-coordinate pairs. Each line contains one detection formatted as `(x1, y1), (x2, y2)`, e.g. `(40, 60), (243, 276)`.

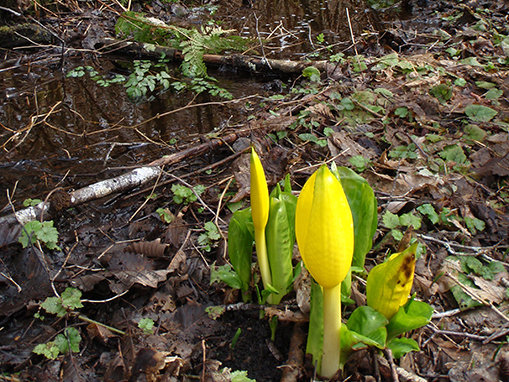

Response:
(228, 208), (254, 298)
(346, 306), (388, 347)
(299, 133), (319, 143)
(340, 324), (384, 367)
(210, 263), (243, 290)
(266, 185), (297, 304)
(302, 66), (321, 82)
(387, 337), (419, 359)
(465, 104), (498, 122)
(439, 145), (467, 164)
(55, 327), (81, 354)
(306, 279), (324, 372)
(386, 299), (433, 341)
(459, 57), (482, 66)
(461, 256), (483, 274)
(463, 124), (486, 142)
(331, 165), (378, 268)
(485, 88), (503, 100)
(417, 204), (439, 224)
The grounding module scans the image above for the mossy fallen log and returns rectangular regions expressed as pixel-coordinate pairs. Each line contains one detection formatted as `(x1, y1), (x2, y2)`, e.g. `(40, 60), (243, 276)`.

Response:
(0, 23), (53, 49)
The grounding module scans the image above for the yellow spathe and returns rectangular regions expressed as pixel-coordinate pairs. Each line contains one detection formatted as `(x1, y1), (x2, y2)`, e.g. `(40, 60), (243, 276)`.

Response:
(250, 148), (269, 232)
(295, 165), (354, 289)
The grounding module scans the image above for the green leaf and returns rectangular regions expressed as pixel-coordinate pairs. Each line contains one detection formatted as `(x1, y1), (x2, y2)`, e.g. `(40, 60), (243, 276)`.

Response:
(394, 107), (409, 118)
(341, 97), (355, 111)
(382, 211), (400, 229)
(399, 212), (421, 230)
(40, 297), (67, 318)
(138, 318), (155, 334)
(266, 185), (297, 304)
(331, 165), (378, 268)
(231, 370), (256, 382)
(346, 306), (388, 347)
(228, 208), (254, 298)
(61, 287), (83, 310)
(417, 204), (439, 224)
(439, 145), (467, 164)
(464, 217), (485, 235)
(302, 66), (321, 82)
(463, 124), (486, 142)
(462, 256), (483, 274)
(298, 133), (319, 143)
(465, 104), (498, 122)
(475, 81), (496, 89)
(19, 220), (42, 248)
(449, 272), (482, 310)
(33, 342), (60, 360)
(340, 324), (384, 367)
(386, 299), (433, 341)
(306, 279), (324, 372)
(210, 263), (243, 290)
(23, 198), (43, 207)
(348, 155), (370, 172)
(459, 57), (483, 66)
(387, 337), (420, 359)
(429, 83), (452, 103)
(485, 88), (503, 100)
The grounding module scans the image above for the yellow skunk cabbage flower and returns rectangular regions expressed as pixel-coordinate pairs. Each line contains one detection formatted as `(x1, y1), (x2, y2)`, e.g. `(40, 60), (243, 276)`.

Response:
(366, 243), (417, 320)
(296, 165), (354, 288)
(295, 165), (354, 379)
(250, 148), (272, 293)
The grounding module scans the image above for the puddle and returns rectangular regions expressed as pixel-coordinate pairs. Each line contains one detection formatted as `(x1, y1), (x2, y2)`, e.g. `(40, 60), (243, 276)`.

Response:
(0, 0), (395, 207)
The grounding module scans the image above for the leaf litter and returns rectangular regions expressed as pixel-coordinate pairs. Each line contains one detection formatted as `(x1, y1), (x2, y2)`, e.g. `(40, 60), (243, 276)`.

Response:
(1, 0), (509, 381)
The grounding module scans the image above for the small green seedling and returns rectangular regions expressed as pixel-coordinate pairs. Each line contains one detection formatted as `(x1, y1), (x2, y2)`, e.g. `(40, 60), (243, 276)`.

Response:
(171, 184), (206, 204)
(198, 221), (221, 252)
(19, 220), (60, 250)
(138, 318), (155, 334)
(33, 327), (81, 360)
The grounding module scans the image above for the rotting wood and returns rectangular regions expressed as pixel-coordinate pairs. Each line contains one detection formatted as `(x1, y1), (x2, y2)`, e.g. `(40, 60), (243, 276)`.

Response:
(0, 131), (245, 245)
(280, 323), (305, 382)
(98, 37), (338, 76)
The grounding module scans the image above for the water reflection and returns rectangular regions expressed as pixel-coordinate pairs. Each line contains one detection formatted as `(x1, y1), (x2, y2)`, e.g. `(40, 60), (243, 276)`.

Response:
(218, 0), (371, 59)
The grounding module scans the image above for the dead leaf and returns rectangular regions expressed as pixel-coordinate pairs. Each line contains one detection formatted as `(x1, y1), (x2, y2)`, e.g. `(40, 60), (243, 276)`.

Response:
(328, 131), (377, 160)
(110, 270), (171, 294)
(61, 353), (84, 382)
(87, 322), (118, 346)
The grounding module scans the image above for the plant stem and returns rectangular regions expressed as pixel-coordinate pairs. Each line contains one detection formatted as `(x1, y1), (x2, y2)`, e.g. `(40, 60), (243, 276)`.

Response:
(254, 229), (273, 304)
(321, 283), (341, 379)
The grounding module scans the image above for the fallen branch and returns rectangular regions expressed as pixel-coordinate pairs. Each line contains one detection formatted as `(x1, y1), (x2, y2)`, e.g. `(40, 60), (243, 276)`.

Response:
(0, 131), (244, 245)
(280, 323), (305, 382)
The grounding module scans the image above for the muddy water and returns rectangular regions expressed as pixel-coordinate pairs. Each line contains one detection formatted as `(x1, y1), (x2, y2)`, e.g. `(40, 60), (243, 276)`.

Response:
(0, 0), (373, 209)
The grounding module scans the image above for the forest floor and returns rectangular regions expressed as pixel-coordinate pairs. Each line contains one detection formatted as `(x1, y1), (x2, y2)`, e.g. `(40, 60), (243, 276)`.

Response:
(1, 0), (509, 381)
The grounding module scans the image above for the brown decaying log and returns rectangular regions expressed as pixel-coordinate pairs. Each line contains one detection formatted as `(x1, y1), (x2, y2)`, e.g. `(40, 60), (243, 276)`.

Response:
(99, 37), (335, 75)
(280, 323), (306, 382)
